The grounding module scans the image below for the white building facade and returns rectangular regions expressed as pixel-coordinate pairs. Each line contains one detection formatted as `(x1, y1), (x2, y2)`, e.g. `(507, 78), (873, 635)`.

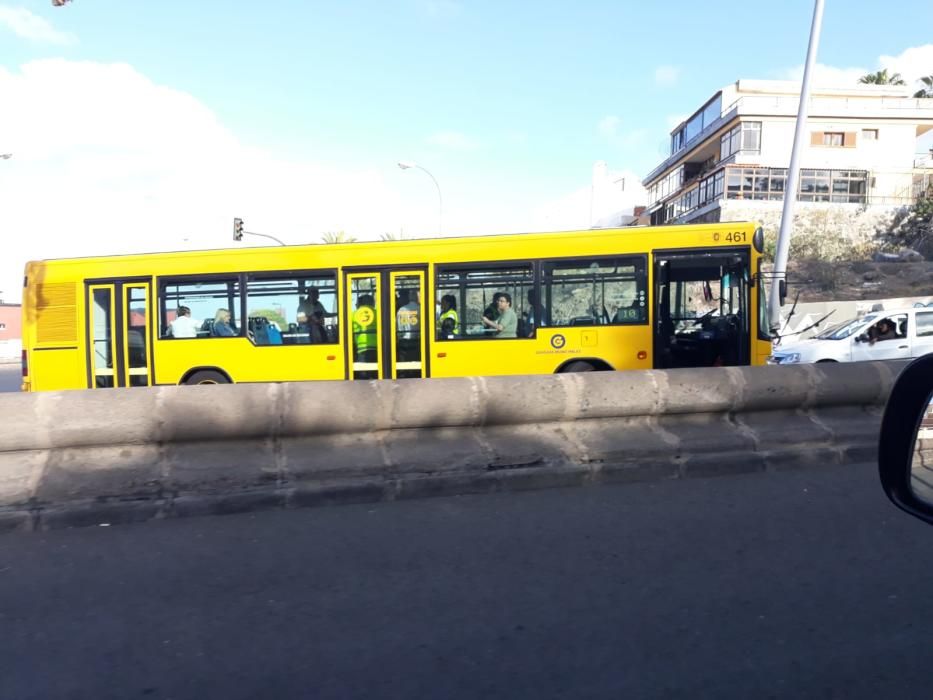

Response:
(642, 80), (933, 236)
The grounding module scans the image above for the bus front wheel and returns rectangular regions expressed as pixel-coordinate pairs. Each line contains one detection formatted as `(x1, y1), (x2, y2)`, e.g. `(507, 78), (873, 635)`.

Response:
(183, 369), (231, 385)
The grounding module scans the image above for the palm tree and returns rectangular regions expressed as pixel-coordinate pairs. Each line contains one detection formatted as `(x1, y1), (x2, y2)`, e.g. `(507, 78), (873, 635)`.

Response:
(320, 231), (357, 244)
(859, 69), (906, 85)
(914, 75), (933, 98)
(379, 232), (403, 241)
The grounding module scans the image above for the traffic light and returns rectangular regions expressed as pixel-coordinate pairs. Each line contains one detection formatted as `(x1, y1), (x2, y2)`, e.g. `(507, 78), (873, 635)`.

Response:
(233, 218), (244, 241)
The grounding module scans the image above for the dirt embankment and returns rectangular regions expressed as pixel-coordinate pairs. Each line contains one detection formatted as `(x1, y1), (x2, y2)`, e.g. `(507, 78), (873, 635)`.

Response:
(771, 261), (933, 303)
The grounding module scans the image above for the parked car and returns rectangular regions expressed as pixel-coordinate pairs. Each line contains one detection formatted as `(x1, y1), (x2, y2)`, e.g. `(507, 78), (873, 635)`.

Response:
(767, 306), (933, 364)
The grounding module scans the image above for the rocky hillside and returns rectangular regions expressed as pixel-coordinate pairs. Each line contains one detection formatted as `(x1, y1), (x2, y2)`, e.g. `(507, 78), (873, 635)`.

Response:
(775, 260), (933, 303)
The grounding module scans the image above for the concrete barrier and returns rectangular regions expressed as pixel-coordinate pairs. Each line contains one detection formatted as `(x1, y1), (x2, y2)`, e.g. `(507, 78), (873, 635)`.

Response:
(0, 362), (903, 532)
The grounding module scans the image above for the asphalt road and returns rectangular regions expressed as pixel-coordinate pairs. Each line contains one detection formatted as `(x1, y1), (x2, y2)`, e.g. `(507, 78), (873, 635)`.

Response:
(0, 364), (20, 392)
(1, 463), (932, 700)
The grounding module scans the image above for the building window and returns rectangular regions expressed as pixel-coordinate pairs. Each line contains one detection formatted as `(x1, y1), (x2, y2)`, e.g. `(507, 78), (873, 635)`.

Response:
(862, 129), (879, 140)
(829, 170), (868, 203)
(821, 132), (844, 147)
(800, 169), (832, 201)
(723, 167), (866, 204)
(0, 323), (5, 330)
(543, 257), (647, 327)
(720, 122), (762, 161)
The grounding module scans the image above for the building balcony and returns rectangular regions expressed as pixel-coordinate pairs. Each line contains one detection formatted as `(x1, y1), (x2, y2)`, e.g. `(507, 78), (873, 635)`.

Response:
(644, 91), (933, 189)
(651, 165), (933, 226)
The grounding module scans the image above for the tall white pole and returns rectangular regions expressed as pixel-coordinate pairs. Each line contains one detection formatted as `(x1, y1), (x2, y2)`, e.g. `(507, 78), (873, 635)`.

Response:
(769, 0), (825, 334)
(417, 165), (443, 236)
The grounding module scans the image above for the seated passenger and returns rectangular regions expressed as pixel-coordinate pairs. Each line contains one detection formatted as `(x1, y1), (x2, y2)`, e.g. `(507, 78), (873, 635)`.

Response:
(211, 308), (237, 337)
(168, 305), (201, 338)
(481, 292), (518, 338)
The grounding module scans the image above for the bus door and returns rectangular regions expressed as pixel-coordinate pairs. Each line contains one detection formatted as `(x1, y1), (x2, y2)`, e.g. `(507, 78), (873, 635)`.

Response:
(86, 280), (153, 388)
(653, 249), (750, 369)
(344, 269), (428, 380)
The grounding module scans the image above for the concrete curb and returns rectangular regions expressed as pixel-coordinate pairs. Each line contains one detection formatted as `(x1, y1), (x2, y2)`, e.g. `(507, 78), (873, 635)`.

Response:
(0, 362), (902, 531)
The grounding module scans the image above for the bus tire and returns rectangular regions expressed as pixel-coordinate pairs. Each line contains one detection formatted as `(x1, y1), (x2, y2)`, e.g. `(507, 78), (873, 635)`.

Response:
(183, 369), (231, 385)
(562, 361), (596, 373)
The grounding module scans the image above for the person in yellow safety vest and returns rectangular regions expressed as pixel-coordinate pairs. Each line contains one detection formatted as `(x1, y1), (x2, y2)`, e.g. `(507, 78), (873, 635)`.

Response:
(438, 294), (460, 337)
(352, 294), (378, 362)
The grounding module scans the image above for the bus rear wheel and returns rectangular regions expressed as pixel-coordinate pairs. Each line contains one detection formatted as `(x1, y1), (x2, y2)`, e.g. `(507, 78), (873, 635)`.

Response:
(562, 361), (596, 373)
(184, 370), (230, 385)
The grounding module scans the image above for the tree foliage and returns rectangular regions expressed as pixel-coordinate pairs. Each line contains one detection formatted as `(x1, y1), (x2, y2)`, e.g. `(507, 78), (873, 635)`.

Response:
(858, 69), (906, 85)
(320, 231), (357, 244)
(914, 75), (933, 99)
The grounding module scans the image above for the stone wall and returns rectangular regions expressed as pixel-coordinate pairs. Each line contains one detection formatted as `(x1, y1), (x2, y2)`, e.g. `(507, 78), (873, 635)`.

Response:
(719, 200), (906, 260)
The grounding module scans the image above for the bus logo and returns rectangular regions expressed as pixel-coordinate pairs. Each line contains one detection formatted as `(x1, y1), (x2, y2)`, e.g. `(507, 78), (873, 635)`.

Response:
(356, 307), (375, 326)
(551, 334), (566, 349)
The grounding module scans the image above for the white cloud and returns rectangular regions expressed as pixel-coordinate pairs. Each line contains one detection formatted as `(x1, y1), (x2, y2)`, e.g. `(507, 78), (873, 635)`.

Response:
(880, 44), (933, 86)
(0, 6), (76, 45)
(654, 65), (680, 86)
(426, 130), (478, 151)
(780, 43), (933, 89)
(778, 62), (867, 86)
(597, 116), (647, 149)
(0, 59), (409, 303)
(529, 164), (648, 232)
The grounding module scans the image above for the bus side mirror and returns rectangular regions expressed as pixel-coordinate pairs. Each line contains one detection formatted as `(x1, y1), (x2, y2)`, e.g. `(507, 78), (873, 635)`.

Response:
(879, 354), (933, 525)
(778, 279), (787, 306)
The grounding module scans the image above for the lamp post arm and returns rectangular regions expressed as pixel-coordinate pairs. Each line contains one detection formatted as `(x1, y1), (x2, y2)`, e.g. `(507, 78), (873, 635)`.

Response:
(244, 231), (287, 246)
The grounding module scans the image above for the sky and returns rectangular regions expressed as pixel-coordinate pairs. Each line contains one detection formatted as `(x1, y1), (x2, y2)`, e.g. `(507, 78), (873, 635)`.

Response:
(1, 0), (932, 302)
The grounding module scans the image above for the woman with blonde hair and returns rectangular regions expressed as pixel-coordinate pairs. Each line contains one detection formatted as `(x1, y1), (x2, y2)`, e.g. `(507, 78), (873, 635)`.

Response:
(212, 308), (236, 337)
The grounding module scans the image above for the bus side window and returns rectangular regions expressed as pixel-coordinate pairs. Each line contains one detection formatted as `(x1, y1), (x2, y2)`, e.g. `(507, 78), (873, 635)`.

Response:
(543, 256), (647, 327)
(436, 264), (534, 339)
(159, 279), (242, 339)
(245, 273), (338, 346)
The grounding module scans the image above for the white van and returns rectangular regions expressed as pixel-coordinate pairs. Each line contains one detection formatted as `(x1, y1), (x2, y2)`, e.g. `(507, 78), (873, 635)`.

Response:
(767, 306), (933, 364)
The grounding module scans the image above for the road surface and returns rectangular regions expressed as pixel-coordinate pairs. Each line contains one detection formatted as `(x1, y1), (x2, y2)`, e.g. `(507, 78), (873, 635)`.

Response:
(1, 463), (931, 699)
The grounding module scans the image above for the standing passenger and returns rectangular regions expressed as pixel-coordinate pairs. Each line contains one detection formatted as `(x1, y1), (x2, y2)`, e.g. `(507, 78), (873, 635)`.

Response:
(352, 294), (378, 361)
(438, 294), (460, 337)
(482, 292), (518, 338)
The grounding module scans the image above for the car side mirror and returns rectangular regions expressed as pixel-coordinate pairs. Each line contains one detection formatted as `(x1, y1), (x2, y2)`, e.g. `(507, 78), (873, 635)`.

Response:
(879, 354), (933, 525)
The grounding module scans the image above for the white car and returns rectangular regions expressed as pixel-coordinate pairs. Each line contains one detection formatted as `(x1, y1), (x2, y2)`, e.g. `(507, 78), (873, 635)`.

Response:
(768, 306), (933, 365)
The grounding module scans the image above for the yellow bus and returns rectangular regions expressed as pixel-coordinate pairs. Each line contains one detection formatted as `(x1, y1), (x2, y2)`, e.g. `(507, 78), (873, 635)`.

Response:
(20, 222), (772, 391)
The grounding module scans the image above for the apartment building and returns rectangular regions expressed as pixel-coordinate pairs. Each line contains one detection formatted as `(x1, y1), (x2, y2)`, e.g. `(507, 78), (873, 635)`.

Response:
(0, 302), (22, 363)
(643, 80), (933, 237)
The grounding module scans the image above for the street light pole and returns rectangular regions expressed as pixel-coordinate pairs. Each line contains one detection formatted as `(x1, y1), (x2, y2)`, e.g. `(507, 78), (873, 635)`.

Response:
(769, 0), (825, 334)
(398, 161), (443, 235)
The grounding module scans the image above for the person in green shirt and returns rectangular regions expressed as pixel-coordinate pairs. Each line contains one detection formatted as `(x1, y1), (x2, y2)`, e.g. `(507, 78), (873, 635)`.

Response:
(482, 292), (517, 338)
